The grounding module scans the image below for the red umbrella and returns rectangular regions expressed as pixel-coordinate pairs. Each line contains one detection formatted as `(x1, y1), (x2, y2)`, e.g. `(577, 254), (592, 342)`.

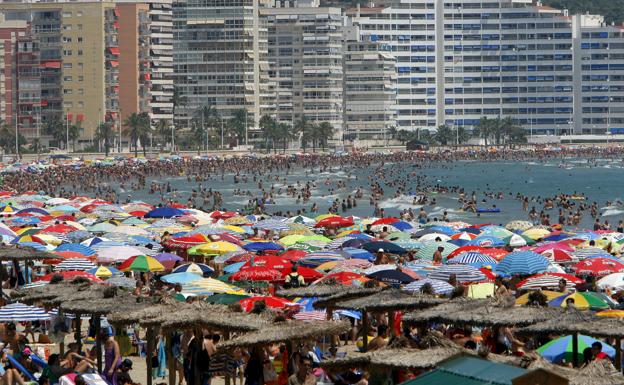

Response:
(316, 271), (368, 285)
(541, 249), (574, 263)
(447, 246), (508, 261)
(128, 211), (147, 217)
(37, 271), (103, 282)
(279, 267), (323, 283)
(315, 216), (354, 229)
(479, 268), (496, 281)
(41, 224), (77, 234)
(80, 204), (102, 213)
(230, 266), (282, 281)
(225, 252), (256, 264)
(169, 203), (187, 209)
(210, 211), (238, 220)
(208, 233), (242, 245)
(239, 296), (298, 312)
(515, 273), (583, 289)
(242, 257), (292, 271)
(573, 258), (624, 277)
(372, 217), (400, 226)
(279, 250), (308, 261)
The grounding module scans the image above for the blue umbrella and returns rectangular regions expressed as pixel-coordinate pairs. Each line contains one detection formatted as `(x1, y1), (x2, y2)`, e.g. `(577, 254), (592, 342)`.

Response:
(341, 238), (370, 248)
(496, 251), (549, 276)
(537, 335), (615, 364)
(391, 221), (413, 231)
(447, 239), (470, 247)
(447, 252), (498, 268)
(252, 220), (289, 232)
(243, 242), (284, 252)
(0, 303), (50, 322)
(55, 243), (96, 256)
(15, 208), (49, 216)
(362, 241), (407, 255)
(172, 262), (215, 277)
(64, 231), (92, 243)
(223, 261), (245, 274)
(335, 310), (361, 320)
(81, 237), (110, 247)
(367, 269), (415, 285)
(160, 272), (202, 284)
(144, 207), (186, 219)
(466, 235), (506, 247)
(86, 266), (123, 277)
(10, 217), (40, 225)
(342, 247), (374, 261)
(426, 225), (455, 235)
(543, 233), (571, 242)
(403, 278), (454, 295)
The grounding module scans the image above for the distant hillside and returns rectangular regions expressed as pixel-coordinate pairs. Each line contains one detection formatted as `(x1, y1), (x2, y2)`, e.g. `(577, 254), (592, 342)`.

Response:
(320, 0), (624, 24)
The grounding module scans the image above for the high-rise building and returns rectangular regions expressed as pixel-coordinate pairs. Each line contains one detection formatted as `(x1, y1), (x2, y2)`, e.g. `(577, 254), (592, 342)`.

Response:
(263, 0), (343, 136)
(348, 0), (624, 135)
(1, 1), (119, 144)
(173, 0), (274, 139)
(343, 23), (397, 141)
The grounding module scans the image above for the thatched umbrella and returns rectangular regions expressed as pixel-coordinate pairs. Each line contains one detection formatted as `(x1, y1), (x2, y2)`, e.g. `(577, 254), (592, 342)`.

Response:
(0, 245), (62, 299)
(311, 286), (383, 310)
(277, 284), (368, 299)
(331, 289), (445, 352)
(321, 347), (464, 371)
(218, 320), (351, 350)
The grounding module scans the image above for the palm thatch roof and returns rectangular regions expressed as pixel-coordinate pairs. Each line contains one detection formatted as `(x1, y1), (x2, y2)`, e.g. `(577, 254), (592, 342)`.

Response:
(517, 308), (624, 338)
(403, 297), (559, 327)
(218, 320), (351, 349)
(277, 285), (372, 299)
(330, 289), (445, 312)
(12, 279), (95, 305)
(322, 347), (463, 371)
(312, 287), (384, 309)
(523, 353), (624, 385)
(0, 245), (60, 261)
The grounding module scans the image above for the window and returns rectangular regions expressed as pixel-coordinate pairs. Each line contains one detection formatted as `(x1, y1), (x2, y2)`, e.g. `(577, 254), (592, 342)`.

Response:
(63, 89), (72, 95)
(78, 89), (84, 95)
(76, 11), (83, 17)
(63, 63), (72, 69)
(78, 76), (84, 82)
(63, 101), (73, 108)
(77, 63), (83, 69)
(63, 76), (72, 82)
(62, 24), (72, 31)
(77, 50), (83, 56)
(62, 37), (72, 43)
(63, 49), (72, 56)
(77, 37), (83, 43)
(77, 101), (84, 108)
(77, 24), (83, 30)
(62, 12), (72, 17)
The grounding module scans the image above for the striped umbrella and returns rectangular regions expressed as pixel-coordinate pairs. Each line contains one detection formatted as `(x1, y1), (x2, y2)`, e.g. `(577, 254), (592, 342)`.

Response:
(415, 242), (458, 261)
(294, 311), (327, 322)
(173, 263), (215, 277)
(429, 265), (487, 283)
(181, 278), (241, 295)
(0, 302), (51, 322)
(119, 255), (165, 272)
(548, 292), (610, 310)
(54, 258), (97, 271)
(253, 220), (290, 232)
(572, 247), (610, 260)
(496, 251), (549, 276)
(516, 273), (581, 290)
(447, 252), (498, 267)
(86, 266), (122, 278)
(402, 278), (454, 295)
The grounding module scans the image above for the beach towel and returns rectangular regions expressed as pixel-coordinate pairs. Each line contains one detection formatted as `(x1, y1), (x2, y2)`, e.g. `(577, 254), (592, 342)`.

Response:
(156, 338), (167, 378)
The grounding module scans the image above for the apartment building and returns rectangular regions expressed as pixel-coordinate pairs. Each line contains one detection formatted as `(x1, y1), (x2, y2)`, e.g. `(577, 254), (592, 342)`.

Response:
(263, 0), (343, 135)
(173, 0), (274, 138)
(343, 23), (397, 140)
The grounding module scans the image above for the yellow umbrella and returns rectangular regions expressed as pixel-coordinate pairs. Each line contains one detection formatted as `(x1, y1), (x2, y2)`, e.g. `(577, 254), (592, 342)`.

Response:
(92, 266), (114, 278)
(190, 241), (241, 255)
(224, 216), (252, 225)
(35, 234), (63, 246)
(466, 283), (495, 299)
(222, 225), (246, 234)
(279, 234), (306, 246)
(596, 309), (624, 318)
(183, 278), (243, 294)
(521, 228), (551, 240)
(336, 229), (359, 238)
(315, 214), (339, 222)
(316, 261), (340, 272)
(515, 290), (563, 305)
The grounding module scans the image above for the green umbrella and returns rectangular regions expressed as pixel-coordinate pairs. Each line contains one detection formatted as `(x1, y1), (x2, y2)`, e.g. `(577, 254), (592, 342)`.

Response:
(415, 242), (458, 261)
(205, 293), (250, 305)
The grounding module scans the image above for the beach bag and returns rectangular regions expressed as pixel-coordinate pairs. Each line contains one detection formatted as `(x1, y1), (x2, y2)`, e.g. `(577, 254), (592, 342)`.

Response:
(263, 361), (277, 383)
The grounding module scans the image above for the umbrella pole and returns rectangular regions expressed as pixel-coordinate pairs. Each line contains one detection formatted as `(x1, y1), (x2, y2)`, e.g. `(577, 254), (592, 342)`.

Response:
(362, 311), (369, 352)
(167, 332), (176, 385)
(95, 316), (103, 372)
(224, 331), (230, 385)
(146, 327), (154, 385)
(572, 332), (579, 368)
(75, 312), (82, 353)
(616, 337), (622, 371)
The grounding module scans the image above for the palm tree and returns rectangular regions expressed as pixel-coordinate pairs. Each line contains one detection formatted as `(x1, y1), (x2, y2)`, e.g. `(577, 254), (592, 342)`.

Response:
(0, 120), (25, 154)
(155, 119), (170, 151)
(435, 124), (453, 145)
(95, 122), (114, 157)
(123, 112), (150, 157)
(475, 117), (495, 146)
(229, 108), (248, 146)
(277, 122), (294, 153)
(67, 122), (82, 152)
(190, 120), (206, 155)
(43, 116), (64, 149)
(193, 104), (220, 151)
(259, 114), (276, 153)
(294, 117), (310, 152)
(316, 122), (334, 152)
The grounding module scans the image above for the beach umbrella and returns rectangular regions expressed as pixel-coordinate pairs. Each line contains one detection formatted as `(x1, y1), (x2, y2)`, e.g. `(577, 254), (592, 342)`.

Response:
(0, 303), (50, 322)
(86, 266), (122, 278)
(243, 242), (284, 252)
(597, 273), (624, 290)
(504, 234), (535, 247)
(418, 233), (451, 242)
(447, 252), (497, 268)
(285, 215), (316, 226)
(496, 251), (549, 276)
(341, 238), (371, 249)
(596, 310), (624, 318)
(144, 207), (186, 219)
(161, 272), (203, 284)
(37, 271), (102, 283)
(315, 216), (354, 229)
(96, 246), (145, 263)
(367, 269), (415, 285)
(505, 220), (533, 232)
(181, 278), (241, 295)
(0, 222), (18, 238)
(522, 228), (552, 240)
(362, 241), (407, 255)
(119, 255), (165, 273)
(537, 335), (615, 364)
(152, 253), (184, 269)
(342, 247), (374, 261)
(572, 258), (624, 277)
(243, 256), (292, 270)
(515, 290), (564, 305)
(541, 249), (574, 264)
(54, 258), (96, 271)
(466, 235), (506, 248)
(515, 273), (581, 290)
(173, 263), (215, 277)
(55, 243), (96, 256)
(253, 220), (290, 232)
(230, 266), (282, 281)
(548, 292), (610, 310)
(414, 242), (458, 261)
(224, 262), (245, 274)
(451, 232), (477, 241)
(239, 296), (298, 312)
(315, 271), (367, 286)
(205, 293), (250, 305)
(280, 267), (323, 282)
(189, 241), (242, 256)
(429, 265), (487, 283)
(481, 226), (514, 239)
(402, 278), (454, 295)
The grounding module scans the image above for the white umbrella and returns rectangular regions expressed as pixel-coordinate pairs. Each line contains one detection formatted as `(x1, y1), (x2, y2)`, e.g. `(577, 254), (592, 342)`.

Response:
(597, 273), (624, 290)
(55, 258), (97, 271)
(96, 246), (145, 263)
(418, 233), (451, 242)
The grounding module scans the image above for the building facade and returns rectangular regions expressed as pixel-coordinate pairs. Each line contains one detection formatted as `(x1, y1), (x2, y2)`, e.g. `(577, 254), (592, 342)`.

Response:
(173, 0), (273, 139)
(343, 23), (397, 140)
(263, 1), (343, 136)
